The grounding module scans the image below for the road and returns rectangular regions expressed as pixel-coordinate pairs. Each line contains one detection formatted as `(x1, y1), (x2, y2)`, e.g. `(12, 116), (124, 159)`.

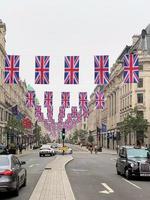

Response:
(66, 145), (150, 200)
(0, 149), (56, 200)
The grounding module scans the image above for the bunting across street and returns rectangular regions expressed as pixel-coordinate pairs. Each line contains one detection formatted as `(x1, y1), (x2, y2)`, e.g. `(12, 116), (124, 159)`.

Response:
(61, 92), (70, 108)
(64, 56), (79, 84)
(26, 91), (35, 107)
(94, 55), (109, 85)
(95, 91), (105, 109)
(4, 55), (20, 84)
(79, 92), (88, 110)
(44, 91), (53, 107)
(35, 56), (50, 84)
(123, 53), (139, 83)
(71, 106), (77, 118)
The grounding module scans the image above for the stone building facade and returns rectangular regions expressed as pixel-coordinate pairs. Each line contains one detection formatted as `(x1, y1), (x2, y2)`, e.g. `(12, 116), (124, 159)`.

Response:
(0, 19), (36, 145)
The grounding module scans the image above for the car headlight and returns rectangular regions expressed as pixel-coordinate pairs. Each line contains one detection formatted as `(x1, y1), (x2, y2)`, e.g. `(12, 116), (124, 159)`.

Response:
(130, 163), (134, 168)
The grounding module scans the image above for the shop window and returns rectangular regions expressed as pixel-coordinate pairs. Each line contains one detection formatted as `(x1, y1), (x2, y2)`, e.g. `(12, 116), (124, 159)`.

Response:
(137, 78), (143, 88)
(137, 93), (143, 103)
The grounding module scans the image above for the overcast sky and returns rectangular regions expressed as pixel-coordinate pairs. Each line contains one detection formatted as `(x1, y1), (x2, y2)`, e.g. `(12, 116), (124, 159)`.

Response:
(0, 0), (150, 120)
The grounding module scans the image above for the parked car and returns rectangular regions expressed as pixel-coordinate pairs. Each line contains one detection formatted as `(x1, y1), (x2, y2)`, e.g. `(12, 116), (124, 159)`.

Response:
(51, 143), (58, 148)
(116, 146), (150, 179)
(0, 154), (27, 196)
(56, 145), (72, 155)
(39, 145), (55, 157)
(0, 144), (9, 155)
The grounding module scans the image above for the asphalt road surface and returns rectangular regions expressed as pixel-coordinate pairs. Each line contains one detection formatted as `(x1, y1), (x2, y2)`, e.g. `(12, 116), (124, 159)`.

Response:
(66, 146), (150, 200)
(0, 149), (56, 200)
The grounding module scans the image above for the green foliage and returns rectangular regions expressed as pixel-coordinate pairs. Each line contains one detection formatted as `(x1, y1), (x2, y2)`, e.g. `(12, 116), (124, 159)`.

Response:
(88, 134), (94, 143)
(118, 107), (148, 140)
(5, 116), (24, 134)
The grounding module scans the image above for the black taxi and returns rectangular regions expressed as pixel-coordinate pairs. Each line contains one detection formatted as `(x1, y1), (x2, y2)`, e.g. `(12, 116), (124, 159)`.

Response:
(116, 146), (150, 179)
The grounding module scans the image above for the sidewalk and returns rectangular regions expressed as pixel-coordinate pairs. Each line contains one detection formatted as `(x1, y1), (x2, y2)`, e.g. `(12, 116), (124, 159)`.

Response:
(17, 148), (36, 158)
(29, 155), (75, 200)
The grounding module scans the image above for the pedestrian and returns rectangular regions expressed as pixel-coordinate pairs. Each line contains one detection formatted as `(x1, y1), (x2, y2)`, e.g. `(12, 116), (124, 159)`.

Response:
(90, 144), (93, 154)
(19, 144), (23, 154)
(94, 145), (98, 154)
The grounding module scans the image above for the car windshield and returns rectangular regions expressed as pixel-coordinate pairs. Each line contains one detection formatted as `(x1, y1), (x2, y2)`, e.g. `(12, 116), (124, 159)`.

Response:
(0, 156), (9, 166)
(127, 148), (149, 158)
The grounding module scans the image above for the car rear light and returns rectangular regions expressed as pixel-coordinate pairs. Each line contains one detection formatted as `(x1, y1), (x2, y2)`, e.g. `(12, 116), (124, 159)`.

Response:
(0, 170), (14, 176)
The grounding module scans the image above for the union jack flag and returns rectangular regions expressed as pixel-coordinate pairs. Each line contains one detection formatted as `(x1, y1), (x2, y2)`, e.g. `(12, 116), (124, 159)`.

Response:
(37, 112), (44, 122)
(35, 56), (50, 84)
(44, 91), (53, 107)
(4, 55), (20, 84)
(35, 105), (41, 117)
(61, 92), (70, 108)
(95, 92), (105, 109)
(47, 106), (53, 119)
(82, 107), (89, 119)
(71, 106), (77, 118)
(94, 55), (109, 85)
(26, 91), (35, 107)
(64, 56), (79, 84)
(79, 92), (87, 109)
(77, 111), (82, 123)
(123, 53), (139, 83)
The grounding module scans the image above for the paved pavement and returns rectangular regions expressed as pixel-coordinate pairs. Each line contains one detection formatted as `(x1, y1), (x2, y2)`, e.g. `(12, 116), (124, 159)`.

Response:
(29, 155), (75, 200)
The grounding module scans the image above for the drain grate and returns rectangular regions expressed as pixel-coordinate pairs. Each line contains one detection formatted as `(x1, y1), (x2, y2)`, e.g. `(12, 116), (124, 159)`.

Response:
(45, 167), (52, 170)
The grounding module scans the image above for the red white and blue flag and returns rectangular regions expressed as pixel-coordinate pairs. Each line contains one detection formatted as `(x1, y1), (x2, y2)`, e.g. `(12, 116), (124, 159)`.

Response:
(44, 91), (53, 107)
(61, 92), (70, 108)
(123, 53), (139, 83)
(35, 56), (50, 84)
(94, 55), (109, 85)
(71, 106), (77, 118)
(59, 106), (65, 118)
(95, 92), (105, 109)
(4, 55), (20, 84)
(47, 106), (53, 119)
(26, 91), (35, 107)
(64, 56), (79, 84)
(79, 92), (87, 110)
(35, 105), (41, 117)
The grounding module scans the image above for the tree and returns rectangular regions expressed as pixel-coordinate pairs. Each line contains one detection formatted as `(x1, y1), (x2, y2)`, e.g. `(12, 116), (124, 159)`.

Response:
(118, 107), (148, 145)
(88, 133), (94, 144)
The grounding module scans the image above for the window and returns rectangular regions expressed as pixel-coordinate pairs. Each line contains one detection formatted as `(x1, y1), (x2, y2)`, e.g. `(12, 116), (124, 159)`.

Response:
(137, 78), (143, 88)
(137, 93), (143, 103)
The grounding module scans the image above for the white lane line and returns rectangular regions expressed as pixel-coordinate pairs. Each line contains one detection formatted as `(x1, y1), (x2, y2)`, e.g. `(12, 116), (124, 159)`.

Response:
(122, 178), (142, 189)
(99, 183), (114, 194)
(29, 164), (40, 168)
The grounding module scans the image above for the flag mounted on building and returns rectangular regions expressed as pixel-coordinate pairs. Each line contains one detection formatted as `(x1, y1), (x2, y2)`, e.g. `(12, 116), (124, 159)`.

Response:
(94, 55), (109, 85)
(26, 91), (35, 107)
(123, 53), (139, 83)
(64, 56), (79, 84)
(35, 56), (50, 84)
(79, 92), (88, 110)
(4, 55), (20, 84)
(61, 92), (70, 108)
(95, 91), (105, 109)
(101, 123), (107, 133)
(44, 91), (53, 107)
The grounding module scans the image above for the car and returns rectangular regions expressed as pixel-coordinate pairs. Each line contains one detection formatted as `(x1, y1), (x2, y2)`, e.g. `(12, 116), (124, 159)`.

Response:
(0, 154), (27, 196)
(116, 146), (150, 179)
(56, 145), (73, 155)
(51, 143), (58, 149)
(0, 144), (9, 155)
(39, 145), (55, 157)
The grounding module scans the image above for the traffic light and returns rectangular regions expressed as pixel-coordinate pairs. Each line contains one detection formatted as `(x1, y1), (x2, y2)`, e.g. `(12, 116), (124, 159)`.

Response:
(62, 128), (65, 140)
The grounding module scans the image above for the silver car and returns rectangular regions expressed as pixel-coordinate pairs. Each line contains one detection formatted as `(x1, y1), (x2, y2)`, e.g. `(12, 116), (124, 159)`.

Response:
(0, 154), (27, 196)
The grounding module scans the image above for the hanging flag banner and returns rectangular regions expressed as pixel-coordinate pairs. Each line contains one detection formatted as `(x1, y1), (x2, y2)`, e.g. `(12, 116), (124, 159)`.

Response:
(95, 91), (105, 109)
(35, 105), (41, 117)
(123, 53), (139, 83)
(71, 106), (77, 118)
(26, 91), (35, 107)
(79, 92), (88, 110)
(35, 56), (50, 84)
(4, 55), (20, 84)
(22, 117), (32, 129)
(64, 56), (79, 84)
(94, 55), (109, 85)
(44, 91), (53, 107)
(59, 106), (65, 118)
(61, 92), (70, 108)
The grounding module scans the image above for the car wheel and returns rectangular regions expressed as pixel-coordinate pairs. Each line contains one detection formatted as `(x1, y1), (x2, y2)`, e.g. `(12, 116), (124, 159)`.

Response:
(22, 175), (27, 187)
(13, 179), (19, 196)
(116, 167), (121, 175)
(125, 169), (132, 180)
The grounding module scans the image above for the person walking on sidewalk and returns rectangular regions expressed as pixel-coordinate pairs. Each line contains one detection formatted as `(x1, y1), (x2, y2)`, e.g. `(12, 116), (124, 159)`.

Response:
(89, 144), (93, 154)
(94, 145), (98, 154)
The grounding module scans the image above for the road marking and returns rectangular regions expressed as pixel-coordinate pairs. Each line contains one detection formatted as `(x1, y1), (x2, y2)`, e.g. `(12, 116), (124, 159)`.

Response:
(122, 178), (142, 189)
(99, 183), (114, 194)
(72, 169), (88, 172)
(29, 164), (40, 168)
